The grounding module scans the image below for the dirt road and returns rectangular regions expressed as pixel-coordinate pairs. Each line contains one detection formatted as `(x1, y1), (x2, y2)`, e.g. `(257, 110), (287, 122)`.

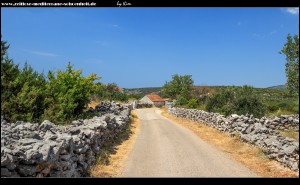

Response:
(121, 108), (258, 177)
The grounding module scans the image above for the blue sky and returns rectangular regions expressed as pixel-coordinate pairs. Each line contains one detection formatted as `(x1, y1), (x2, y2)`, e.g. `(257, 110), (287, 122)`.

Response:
(1, 8), (299, 88)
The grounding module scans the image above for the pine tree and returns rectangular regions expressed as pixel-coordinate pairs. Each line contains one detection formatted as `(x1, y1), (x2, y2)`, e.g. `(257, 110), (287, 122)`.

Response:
(1, 37), (21, 122)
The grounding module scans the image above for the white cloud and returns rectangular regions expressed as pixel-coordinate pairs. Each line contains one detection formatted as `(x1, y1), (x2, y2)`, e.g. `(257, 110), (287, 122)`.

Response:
(27, 50), (58, 57)
(286, 8), (299, 15)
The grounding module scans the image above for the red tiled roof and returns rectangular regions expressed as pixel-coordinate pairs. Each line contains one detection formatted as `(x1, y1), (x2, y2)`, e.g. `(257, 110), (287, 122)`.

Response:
(113, 87), (124, 91)
(146, 94), (166, 102)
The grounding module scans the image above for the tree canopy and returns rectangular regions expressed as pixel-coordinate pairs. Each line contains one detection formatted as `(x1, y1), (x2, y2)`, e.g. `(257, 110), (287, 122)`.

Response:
(206, 85), (266, 118)
(1, 38), (102, 124)
(162, 74), (194, 100)
(280, 34), (299, 95)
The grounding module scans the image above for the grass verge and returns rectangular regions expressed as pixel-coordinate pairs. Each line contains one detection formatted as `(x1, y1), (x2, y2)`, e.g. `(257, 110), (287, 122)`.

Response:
(160, 108), (298, 177)
(280, 130), (299, 141)
(89, 110), (140, 177)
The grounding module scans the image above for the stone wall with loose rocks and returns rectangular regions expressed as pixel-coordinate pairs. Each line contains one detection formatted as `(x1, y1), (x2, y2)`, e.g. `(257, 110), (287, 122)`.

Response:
(265, 114), (299, 131)
(1, 102), (131, 177)
(168, 107), (299, 171)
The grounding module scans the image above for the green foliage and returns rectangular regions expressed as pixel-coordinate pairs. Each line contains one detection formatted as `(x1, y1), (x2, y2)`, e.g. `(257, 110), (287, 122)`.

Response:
(258, 87), (298, 116)
(94, 83), (129, 102)
(206, 86), (266, 118)
(13, 63), (47, 122)
(280, 34), (299, 95)
(175, 96), (188, 107)
(266, 98), (299, 116)
(125, 87), (162, 98)
(187, 98), (198, 109)
(233, 86), (266, 117)
(169, 84), (297, 116)
(1, 38), (21, 122)
(266, 101), (279, 112)
(293, 100), (299, 113)
(1, 38), (102, 124)
(43, 62), (100, 124)
(206, 87), (235, 116)
(162, 74), (194, 100)
(128, 94), (142, 100)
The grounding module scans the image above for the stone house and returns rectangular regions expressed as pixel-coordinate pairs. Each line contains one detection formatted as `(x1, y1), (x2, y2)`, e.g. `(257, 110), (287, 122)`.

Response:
(139, 94), (169, 107)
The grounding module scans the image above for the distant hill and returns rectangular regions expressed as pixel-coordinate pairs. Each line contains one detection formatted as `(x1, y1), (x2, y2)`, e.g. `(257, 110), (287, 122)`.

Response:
(124, 87), (163, 97)
(267, 85), (286, 90)
(124, 85), (287, 98)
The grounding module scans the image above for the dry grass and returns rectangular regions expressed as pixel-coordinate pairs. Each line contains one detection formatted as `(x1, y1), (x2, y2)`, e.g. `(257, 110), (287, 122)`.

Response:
(87, 100), (101, 109)
(89, 110), (140, 177)
(160, 108), (298, 177)
(280, 130), (299, 141)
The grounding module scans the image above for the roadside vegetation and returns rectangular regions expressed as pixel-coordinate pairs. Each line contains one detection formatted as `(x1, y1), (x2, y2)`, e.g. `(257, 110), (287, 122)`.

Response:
(1, 37), (134, 125)
(162, 34), (299, 118)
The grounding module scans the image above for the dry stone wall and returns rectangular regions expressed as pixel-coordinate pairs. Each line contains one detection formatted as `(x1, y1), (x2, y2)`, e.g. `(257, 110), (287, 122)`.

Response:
(168, 107), (299, 171)
(1, 102), (131, 177)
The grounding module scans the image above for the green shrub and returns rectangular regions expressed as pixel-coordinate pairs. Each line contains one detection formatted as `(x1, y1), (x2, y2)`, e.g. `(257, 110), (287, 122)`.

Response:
(266, 102), (279, 112)
(1, 38), (101, 124)
(175, 96), (188, 107)
(206, 86), (266, 118)
(94, 83), (129, 102)
(12, 63), (47, 122)
(233, 86), (266, 117)
(187, 98), (198, 109)
(2, 38), (133, 125)
(292, 100), (299, 113)
(1, 39), (47, 123)
(42, 62), (100, 124)
(206, 87), (235, 115)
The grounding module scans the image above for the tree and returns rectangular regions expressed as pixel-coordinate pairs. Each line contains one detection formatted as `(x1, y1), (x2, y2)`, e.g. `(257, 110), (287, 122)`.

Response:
(280, 34), (299, 95)
(93, 82), (129, 102)
(13, 62), (47, 122)
(1, 35), (9, 62)
(43, 62), (100, 124)
(162, 74), (194, 100)
(1, 37), (107, 124)
(1, 37), (21, 121)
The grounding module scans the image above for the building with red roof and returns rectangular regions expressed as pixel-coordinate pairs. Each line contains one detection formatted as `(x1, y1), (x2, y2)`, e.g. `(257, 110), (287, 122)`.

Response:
(139, 94), (169, 107)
